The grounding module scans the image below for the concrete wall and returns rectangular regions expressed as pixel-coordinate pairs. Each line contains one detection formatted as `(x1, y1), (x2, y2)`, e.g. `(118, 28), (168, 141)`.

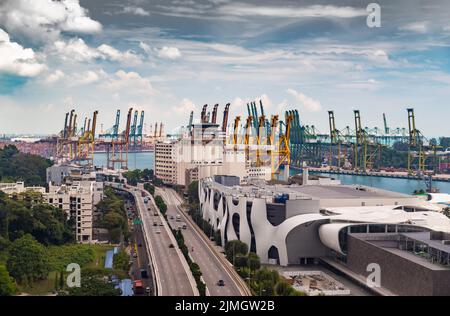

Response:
(346, 235), (450, 296)
(285, 220), (329, 264)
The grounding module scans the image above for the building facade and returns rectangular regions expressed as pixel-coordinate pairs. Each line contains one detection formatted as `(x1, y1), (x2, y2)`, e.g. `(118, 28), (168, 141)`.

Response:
(199, 176), (450, 295)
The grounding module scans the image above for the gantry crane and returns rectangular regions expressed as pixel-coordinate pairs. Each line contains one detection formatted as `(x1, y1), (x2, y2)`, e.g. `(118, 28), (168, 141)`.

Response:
(406, 108), (440, 175)
(77, 111), (98, 166)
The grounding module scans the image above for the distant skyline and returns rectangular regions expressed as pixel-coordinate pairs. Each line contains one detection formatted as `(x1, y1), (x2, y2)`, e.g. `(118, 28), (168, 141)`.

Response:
(1, 0), (450, 137)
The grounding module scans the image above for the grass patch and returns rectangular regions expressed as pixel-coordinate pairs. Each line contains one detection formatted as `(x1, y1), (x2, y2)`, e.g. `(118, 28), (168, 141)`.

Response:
(85, 244), (115, 269)
(19, 244), (115, 295)
(18, 271), (58, 296)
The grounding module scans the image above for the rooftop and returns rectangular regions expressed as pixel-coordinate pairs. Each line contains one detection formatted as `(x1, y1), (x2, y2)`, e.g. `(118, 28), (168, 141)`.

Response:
(205, 178), (415, 201)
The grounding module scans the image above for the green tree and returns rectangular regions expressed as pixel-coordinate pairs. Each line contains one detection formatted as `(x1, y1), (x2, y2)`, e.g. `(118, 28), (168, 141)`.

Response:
(234, 254), (248, 269)
(7, 234), (50, 285)
(248, 252), (261, 271)
(154, 195), (167, 215)
(0, 264), (16, 296)
(187, 181), (199, 204)
(0, 145), (52, 186)
(225, 240), (248, 263)
(113, 250), (130, 272)
(65, 277), (121, 296)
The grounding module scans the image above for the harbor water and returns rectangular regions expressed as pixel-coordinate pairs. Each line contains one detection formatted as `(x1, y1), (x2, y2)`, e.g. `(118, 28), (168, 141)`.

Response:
(93, 152), (154, 170)
(296, 172), (450, 195)
(93, 151), (450, 195)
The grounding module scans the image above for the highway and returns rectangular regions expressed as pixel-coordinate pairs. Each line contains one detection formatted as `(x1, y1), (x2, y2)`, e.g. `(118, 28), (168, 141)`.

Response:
(157, 187), (250, 296)
(116, 183), (197, 296)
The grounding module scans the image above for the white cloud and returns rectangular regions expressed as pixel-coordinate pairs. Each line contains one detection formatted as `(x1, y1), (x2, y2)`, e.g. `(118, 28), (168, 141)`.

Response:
(217, 4), (366, 19)
(287, 88), (322, 112)
(399, 22), (428, 34)
(158, 46), (182, 60)
(0, 0), (101, 42)
(53, 38), (141, 65)
(139, 41), (152, 54)
(54, 38), (100, 62)
(103, 70), (156, 96)
(173, 98), (197, 116)
(97, 44), (141, 65)
(121, 6), (150, 16)
(68, 70), (106, 87)
(0, 28), (46, 77)
(45, 69), (65, 84)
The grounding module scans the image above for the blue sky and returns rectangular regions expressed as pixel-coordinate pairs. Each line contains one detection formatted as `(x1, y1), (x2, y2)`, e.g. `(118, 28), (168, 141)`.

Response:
(0, 0), (450, 137)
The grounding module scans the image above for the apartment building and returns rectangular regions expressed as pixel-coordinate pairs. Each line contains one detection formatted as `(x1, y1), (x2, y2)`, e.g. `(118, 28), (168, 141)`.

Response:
(155, 140), (177, 184)
(46, 181), (103, 243)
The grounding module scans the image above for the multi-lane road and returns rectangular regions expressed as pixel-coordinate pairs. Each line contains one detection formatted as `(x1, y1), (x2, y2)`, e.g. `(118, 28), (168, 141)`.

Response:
(134, 188), (197, 296)
(112, 182), (197, 296)
(157, 187), (250, 296)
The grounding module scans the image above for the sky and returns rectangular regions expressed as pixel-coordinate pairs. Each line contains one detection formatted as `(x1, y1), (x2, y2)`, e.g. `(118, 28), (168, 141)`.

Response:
(0, 0), (450, 137)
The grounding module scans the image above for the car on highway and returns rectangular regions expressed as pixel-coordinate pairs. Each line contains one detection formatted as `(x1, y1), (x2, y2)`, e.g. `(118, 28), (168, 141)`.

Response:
(169, 244), (174, 248)
(133, 253), (137, 258)
(156, 230), (161, 234)
(145, 287), (151, 294)
(159, 222), (164, 226)
(182, 223), (187, 230)
(153, 212), (158, 216)
(217, 280), (225, 287)
(170, 215), (174, 220)
(153, 221), (158, 226)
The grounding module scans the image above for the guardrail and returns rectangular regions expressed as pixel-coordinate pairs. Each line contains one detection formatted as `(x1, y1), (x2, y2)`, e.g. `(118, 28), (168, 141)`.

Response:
(106, 182), (160, 296)
(140, 187), (199, 296)
(167, 189), (252, 296)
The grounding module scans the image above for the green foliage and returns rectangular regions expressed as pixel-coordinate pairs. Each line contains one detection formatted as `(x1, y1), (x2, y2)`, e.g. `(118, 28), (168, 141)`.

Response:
(0, 192), (73, 245)
(0, 264), (16, 296)
(113, 250), (130, 272)
(122, 169), (142, 186)
(274, 280), (306, 296)
(63, 275), (121, 296)
(0, 145), (52, 186)
(187, 181), (199, 204)
(96, 187), (129, 243)
(7, 234), (50, 285)
(46, 244), (95, 271)
(248, 252), (261, 271)
(154, 195), (167, 215)
(225, 240), (249, 263)
(144, 183), (155, 196)
(123, 168), (154, 186)
(234, 254), (248, 268)
(380, 146), (409, 169)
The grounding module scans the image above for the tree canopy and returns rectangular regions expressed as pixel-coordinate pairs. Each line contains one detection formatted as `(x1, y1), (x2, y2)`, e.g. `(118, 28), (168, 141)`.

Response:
(7, 234), (50, 285)
(0, 145), (52, 186)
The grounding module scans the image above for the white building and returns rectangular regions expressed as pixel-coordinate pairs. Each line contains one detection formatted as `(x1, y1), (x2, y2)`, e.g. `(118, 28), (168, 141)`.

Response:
(199, 176), (450, 266)
(0, 181), (46, 195)
(45, 180), (103, 243)
(154, 123), (272, 186)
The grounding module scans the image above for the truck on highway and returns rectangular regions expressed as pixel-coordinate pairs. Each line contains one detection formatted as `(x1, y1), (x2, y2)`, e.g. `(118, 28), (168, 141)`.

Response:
(133, 280), (144, 295)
